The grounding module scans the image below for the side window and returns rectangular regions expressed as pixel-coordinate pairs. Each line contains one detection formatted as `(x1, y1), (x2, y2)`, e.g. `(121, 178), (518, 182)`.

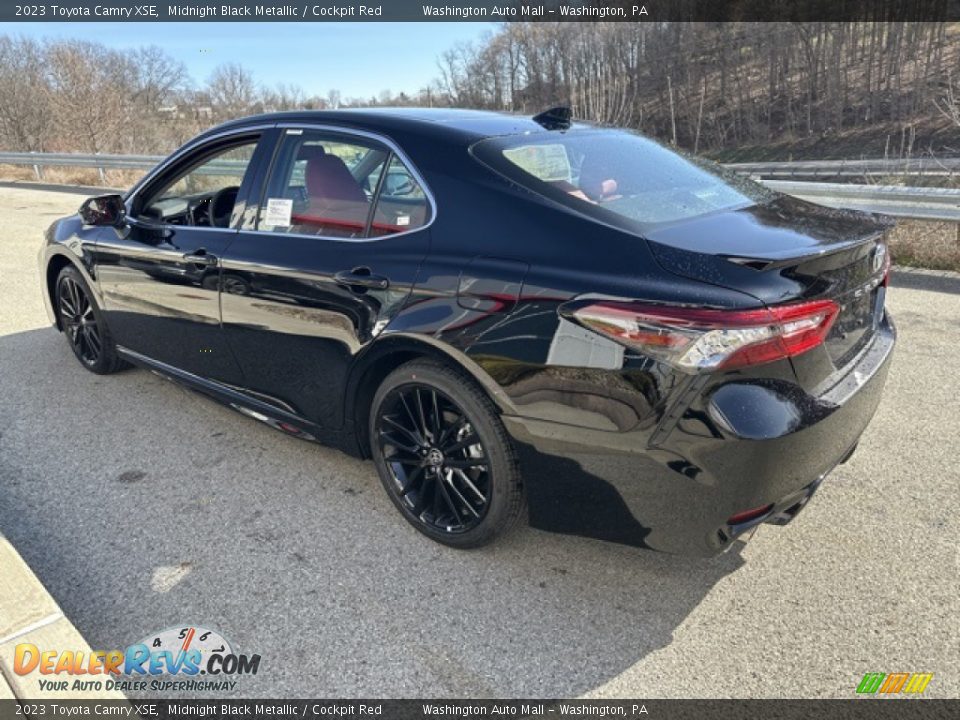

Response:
(368, 155), (432, 238)
(257, 129), (431, 239)
(257, 130), (388, 239)
(139, 139), (258, 228)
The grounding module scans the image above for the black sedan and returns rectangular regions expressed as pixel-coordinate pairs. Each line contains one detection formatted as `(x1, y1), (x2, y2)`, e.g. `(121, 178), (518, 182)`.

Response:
(39, 107), (895, 556)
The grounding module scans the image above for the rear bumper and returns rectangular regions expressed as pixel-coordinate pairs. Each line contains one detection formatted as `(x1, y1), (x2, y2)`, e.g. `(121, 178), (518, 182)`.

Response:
(504, 311), (896, 557)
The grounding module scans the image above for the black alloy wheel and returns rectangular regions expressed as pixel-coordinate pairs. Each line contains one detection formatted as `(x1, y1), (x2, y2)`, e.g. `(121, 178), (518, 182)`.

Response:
(58, 273), (101, 367)
(371, 360), (525, 548)
(55, 265), (125, 374)
(378, 384), (490, 532)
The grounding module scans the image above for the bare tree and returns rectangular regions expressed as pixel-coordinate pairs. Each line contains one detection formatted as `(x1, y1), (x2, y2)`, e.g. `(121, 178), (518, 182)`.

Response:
(207, 63), (258, 121)
(0, 36), (52, 151)
(262, 83), (306, 112)
(935, 73), (960, 128)
(427, 21), (956, 155)
(1, 22), (956, 160)
(44, 40), (130, 153)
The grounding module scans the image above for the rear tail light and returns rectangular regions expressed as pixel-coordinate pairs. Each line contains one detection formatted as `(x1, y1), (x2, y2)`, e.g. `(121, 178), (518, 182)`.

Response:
(563, 298), (839, 373)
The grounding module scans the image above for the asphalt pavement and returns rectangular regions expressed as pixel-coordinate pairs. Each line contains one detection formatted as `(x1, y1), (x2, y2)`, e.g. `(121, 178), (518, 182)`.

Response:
(0, 185), (957, 698)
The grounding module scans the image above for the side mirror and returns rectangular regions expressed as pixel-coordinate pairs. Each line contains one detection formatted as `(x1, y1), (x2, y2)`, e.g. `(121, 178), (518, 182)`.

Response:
(79, 194), (126, 227)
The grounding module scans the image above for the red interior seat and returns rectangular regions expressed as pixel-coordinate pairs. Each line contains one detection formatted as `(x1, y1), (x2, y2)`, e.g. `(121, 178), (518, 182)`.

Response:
(301, 146), (368, 204)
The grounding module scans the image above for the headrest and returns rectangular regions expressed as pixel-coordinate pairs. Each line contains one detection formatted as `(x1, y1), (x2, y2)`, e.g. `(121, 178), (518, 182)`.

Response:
(297, 144), (327, 161)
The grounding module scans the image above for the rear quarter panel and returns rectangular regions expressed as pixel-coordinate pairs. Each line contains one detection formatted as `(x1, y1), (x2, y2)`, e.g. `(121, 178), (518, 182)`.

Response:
(392, 146), (763, 435)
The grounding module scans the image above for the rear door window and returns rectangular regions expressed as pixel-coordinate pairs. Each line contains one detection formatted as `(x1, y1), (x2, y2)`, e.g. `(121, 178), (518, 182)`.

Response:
(257, 130), (387, 239)
(257, 129), (431, 239)
(368, 155), (432, 238)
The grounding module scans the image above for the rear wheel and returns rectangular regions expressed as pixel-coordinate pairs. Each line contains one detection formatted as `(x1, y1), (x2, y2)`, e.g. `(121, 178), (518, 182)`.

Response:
(55, 265), (125, 374)
(370, 359), (525, 548)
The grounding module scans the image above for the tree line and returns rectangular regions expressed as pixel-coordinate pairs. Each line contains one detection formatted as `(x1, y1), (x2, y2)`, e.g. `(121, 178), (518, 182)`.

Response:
(437, 22), (959, 156)
(0, 36), (438, 155)
(1, 22), (958, 159)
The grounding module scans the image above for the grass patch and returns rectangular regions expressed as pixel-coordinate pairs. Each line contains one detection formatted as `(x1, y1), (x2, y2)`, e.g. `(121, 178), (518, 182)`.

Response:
(888, 219), (960, 272)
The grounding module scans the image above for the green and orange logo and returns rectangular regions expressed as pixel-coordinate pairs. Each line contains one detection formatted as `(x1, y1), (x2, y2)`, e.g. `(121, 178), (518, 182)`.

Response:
(856, 672), (934, 695)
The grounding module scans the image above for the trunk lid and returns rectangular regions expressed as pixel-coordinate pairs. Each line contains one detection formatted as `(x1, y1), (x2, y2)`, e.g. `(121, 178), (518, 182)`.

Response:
(646, 195), (892, 371)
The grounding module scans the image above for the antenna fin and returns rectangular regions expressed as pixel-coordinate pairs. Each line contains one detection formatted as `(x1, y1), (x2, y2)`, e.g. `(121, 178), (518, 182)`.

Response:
(532, 106), (572, 130)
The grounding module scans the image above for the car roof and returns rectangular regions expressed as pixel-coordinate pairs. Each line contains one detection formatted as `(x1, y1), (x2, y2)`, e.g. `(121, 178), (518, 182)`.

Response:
(200, 107), (556, 145)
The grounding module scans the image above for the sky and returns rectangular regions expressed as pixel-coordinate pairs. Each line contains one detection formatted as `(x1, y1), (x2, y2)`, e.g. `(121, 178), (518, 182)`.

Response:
(8, 22), (497, 98)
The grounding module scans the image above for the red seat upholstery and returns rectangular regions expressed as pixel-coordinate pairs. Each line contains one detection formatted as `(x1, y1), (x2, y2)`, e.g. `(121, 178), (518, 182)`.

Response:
(285, 145), (369, 236)
(302, 147), (368, 204)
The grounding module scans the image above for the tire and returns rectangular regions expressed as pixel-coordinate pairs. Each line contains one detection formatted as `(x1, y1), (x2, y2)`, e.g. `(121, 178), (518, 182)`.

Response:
(55, 264), (126, 375)
(369, 359), (526, 548)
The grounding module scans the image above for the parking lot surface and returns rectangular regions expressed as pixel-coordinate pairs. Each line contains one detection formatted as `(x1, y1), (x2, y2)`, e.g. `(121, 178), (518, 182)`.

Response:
(0, 185), (957, 698)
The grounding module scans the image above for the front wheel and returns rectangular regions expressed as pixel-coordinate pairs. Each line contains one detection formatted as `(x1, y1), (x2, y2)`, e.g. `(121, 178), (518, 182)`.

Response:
(370, 359), (526, 548)
(55, 265), (125, 375)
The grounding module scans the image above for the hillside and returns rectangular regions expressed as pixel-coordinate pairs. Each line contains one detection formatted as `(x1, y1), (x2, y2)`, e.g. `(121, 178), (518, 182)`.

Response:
(438, 22), (960, 160)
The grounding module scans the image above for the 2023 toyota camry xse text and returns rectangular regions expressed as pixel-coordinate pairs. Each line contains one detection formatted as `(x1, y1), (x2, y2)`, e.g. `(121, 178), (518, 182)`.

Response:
(39, 107), (895, 556)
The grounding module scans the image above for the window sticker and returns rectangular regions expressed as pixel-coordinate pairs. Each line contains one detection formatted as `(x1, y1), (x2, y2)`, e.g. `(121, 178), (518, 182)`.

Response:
(503, 143), (571, 182)
(264, 198), (293, 228)
(396, 215), (410, 226)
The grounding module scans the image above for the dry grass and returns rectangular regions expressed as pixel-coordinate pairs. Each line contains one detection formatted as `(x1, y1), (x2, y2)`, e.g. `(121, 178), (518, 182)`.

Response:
(888, 219), (960, 272)
(0, 165), (145, 189)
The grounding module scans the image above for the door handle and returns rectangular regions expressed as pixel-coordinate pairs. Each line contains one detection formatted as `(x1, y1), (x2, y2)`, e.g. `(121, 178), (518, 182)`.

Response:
(334, 268), (390, 291)
(183, 251), (218, 266)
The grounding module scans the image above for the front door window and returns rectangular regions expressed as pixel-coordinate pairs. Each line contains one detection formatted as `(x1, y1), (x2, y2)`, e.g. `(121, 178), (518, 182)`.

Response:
(138, 140), (258, 228)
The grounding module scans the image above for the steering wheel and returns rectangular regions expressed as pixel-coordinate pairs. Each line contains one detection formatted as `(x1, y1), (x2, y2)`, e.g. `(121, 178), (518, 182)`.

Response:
(208, 186), (240, 228)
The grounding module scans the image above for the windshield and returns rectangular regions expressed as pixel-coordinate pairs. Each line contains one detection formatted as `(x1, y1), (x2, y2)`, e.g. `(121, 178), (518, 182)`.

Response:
(473, 129), (775, 230)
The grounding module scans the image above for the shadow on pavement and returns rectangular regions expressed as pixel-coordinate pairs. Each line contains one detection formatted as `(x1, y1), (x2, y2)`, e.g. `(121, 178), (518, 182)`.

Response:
(0, 327), (744, 698)
(890, 268), (960, 295)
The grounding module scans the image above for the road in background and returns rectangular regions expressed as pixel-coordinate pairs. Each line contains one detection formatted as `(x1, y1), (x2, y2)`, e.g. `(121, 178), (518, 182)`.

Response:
(0, 186), (957, 698)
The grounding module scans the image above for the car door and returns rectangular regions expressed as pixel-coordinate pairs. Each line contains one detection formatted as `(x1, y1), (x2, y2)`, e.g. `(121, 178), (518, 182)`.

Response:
(219, 126), (432, 429)
(92, 129), (273, 383)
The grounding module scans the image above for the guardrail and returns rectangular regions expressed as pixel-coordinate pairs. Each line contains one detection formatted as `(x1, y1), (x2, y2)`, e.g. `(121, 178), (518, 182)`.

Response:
(0, 151), (243, 183)
(727, 157), (960, 179)
(763, 181), (960, 221)
(0, 151), (161, 183)
(2, 151), (960, 221)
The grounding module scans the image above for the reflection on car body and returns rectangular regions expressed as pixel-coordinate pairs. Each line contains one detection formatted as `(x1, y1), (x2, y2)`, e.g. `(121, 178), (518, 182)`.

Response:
(41, 107), (895, 556)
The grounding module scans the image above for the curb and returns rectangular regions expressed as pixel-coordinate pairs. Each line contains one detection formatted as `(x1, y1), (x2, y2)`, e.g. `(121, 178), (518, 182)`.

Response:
(892, 264), (960, 279)
(0, 536), (126, 700)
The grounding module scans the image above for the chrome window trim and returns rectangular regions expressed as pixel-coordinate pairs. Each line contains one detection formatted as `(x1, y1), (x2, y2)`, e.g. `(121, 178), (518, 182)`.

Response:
(242, 121), (437, 244)
(129, 225), (238, 234)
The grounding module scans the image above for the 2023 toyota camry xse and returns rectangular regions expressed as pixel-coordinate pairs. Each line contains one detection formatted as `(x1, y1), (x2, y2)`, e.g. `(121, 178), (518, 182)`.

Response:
(39, 107), (895, 556)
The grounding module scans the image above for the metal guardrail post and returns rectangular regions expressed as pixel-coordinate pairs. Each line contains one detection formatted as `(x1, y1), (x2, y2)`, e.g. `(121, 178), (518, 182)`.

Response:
(95, 153), (106, 184)
(29, 151), (43, 181)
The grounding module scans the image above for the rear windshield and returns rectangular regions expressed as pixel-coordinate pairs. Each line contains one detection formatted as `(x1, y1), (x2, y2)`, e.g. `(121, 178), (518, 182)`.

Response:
(473, 129), (774, 230)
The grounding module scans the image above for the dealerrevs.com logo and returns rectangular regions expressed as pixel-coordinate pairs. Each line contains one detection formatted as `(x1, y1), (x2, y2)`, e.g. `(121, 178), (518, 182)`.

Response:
(14, 625), (260, 693)
(856, 672), (934, 696)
